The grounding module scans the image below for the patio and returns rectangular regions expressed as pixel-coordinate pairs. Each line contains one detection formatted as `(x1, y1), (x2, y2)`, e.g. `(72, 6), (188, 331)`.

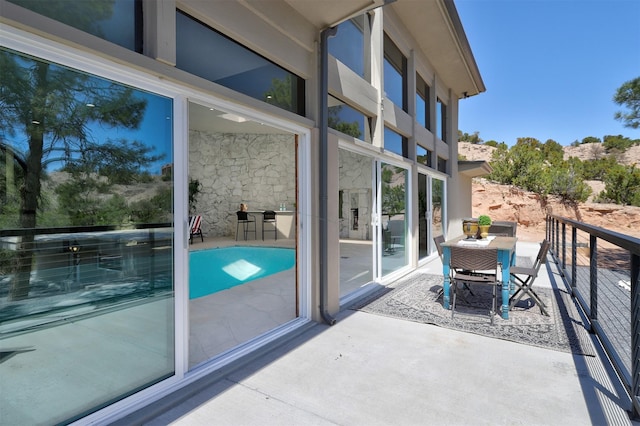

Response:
(117, 242), (637, 425)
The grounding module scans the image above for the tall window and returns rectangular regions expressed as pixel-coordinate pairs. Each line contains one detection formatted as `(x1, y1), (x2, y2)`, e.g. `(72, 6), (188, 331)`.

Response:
(383, 33), (407, 111)
(384, 127), (408, 158)
(417, 145), (432, 168)
(437, 97), (447, 142)
(176, 10), (305, 116)
(0, 46), (174, 424)
(438, 156), (448, 174)
(328, 95), (372, 142)
(416, 74), (431, 130)
(7, 0), (143, 52)
(329, 16), (367, 80)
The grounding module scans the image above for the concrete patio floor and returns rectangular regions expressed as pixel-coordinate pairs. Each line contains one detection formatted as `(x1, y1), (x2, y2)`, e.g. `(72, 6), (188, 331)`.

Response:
(117, 243), (639, 426)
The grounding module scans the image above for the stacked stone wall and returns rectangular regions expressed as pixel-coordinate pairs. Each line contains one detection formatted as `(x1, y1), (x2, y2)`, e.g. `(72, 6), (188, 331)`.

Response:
(189, 130), (295, 237)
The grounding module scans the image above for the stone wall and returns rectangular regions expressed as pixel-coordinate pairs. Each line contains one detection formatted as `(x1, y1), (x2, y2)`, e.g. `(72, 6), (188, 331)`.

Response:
(339, 149), (372, 240)
(189, 130), (296, 237)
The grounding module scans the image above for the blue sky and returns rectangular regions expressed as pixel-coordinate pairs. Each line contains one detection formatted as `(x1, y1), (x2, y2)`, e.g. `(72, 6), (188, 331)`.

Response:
(455, 0), (640, 146)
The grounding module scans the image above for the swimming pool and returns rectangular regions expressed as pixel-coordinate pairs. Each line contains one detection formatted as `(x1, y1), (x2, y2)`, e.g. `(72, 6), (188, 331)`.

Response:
(189, 246), (295, 299)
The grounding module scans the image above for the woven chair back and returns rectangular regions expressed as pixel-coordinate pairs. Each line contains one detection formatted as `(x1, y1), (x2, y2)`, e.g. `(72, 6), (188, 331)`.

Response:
(450, 246), (498, 271)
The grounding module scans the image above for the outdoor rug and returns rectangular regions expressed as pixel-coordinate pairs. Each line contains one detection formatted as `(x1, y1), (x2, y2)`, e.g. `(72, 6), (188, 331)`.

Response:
(353, 272), (595, 356)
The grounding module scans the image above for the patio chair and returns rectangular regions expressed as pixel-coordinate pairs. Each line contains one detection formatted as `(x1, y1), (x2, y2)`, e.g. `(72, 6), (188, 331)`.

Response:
(262, 210), (277, 240)
(189, 215), (203, 244)
(435, 235), (475, 298)
(509, 239), (550, 316)
(449, 246), (500, 324)
(236, 210), (256, 240)
(434, 234), (445, 258)
(488, 220), (518, 237)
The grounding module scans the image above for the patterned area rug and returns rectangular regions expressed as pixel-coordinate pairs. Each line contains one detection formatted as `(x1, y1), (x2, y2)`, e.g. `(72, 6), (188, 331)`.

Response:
(353, 272), (595, 356)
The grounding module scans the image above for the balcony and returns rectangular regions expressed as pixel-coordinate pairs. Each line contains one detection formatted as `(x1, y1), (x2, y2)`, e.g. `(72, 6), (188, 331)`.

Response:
(114, 216), (639, 425)
(2, 217), (638, 424)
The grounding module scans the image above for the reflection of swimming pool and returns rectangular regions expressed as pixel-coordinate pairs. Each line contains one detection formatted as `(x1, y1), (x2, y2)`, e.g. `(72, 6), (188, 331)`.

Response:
(189, 246), (295, 299)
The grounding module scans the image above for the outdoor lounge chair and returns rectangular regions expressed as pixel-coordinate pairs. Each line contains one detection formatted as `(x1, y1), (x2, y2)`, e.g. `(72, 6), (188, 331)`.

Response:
(509, 239), (550, 316)
(189, 215), (203, 243)
(449, 245), (500, 324)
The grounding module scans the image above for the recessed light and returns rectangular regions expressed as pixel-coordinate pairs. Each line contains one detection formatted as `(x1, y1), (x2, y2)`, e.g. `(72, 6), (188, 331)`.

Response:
(220, 113), (247, 123)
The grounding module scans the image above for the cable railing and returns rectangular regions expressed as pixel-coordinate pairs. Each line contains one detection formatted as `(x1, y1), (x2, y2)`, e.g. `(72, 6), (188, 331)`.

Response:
(0, 223), (173, 335)
(546, 214), (640, 418)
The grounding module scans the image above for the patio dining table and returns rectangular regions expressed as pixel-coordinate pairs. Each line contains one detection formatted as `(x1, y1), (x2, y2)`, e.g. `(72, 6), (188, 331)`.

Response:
(441, 235), (518, 319)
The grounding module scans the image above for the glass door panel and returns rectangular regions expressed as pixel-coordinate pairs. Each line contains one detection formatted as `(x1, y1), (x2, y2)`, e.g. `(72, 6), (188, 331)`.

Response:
(418, 173), (429, 260)
(187, 102), (298, 369)
(380, 162), (409, 276)
(432, 177), (445, 243)
(338, 149), (374, 297)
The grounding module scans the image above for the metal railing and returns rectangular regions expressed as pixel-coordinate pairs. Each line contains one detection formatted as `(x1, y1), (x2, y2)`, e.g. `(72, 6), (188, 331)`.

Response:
(0, 223), (173, 333)
(547, 214), (640, 418)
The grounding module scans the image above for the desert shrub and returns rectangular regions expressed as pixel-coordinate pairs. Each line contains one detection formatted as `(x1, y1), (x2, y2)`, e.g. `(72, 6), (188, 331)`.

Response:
(601, 165), (640, 206)
(548, 165), (592, 203)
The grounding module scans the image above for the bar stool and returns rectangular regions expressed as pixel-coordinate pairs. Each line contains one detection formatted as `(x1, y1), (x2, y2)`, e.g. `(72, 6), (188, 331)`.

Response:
(262, 210), (277, 240)
(236, 211), (256, 240)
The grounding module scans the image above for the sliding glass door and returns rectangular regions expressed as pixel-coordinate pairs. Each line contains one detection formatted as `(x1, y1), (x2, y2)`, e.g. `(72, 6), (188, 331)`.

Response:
(379, 162), (409, 277)
(418, 170), (446, 261)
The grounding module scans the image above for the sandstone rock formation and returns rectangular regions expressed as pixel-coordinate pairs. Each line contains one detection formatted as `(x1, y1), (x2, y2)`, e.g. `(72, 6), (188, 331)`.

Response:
(459, 142), (640, 243)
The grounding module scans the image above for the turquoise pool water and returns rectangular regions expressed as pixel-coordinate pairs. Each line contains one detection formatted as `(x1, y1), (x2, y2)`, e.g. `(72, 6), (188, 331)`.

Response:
(189, 246), (295, 299)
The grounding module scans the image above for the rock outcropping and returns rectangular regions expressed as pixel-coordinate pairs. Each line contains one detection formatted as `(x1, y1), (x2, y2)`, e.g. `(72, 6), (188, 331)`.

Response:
(460, 141), (640, 242)
(471, 179), (640, 242)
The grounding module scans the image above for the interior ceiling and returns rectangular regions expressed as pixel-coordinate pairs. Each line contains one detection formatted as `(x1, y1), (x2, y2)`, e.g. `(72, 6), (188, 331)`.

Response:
(189, 102), (288, 135)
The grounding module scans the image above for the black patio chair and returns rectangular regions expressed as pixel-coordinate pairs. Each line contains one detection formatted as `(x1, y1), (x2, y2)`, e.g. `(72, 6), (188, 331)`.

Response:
(236, 210), (256, 240)
(262, 210), (277, 240)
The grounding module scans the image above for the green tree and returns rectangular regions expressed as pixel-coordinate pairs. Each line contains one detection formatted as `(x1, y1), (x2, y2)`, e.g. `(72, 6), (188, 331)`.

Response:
(542, 139), (564, 165)
(581, 136), (601, 145)
(0, 47), (151, 300)
(548, 164), (591, 204)
(613, 76), (640, 129)
(458, 130), (483, 144)
(328, 106), (361, 138)
(487, 143), (512, 184)
(264, 75), (296, 112)
(601, 165), (640, 206)
(603, 134), (635, 152)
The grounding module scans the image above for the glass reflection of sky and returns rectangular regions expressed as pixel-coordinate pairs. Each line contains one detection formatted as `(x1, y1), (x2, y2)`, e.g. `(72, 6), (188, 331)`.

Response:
(384, 127), (403, 157)
(416, 93), (426, 127)
(2, 47), (173, 175)
(437, 100), (445, 140)
(328, 19), (364, 78)
(384, 59), (403, 108)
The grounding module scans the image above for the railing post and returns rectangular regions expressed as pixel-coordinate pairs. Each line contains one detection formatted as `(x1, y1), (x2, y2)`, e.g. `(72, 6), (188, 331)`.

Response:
(553, 219), (560, 260)
(632, 253), (640, 418)
(589, 235), (598, 332)
(571, 226), (577, 291)
(561, 222), (567, 271)
(546, 215), (551, 242)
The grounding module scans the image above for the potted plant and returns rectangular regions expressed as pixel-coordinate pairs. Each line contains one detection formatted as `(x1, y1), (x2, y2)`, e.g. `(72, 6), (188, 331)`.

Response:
(478, 215), (492, 238)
